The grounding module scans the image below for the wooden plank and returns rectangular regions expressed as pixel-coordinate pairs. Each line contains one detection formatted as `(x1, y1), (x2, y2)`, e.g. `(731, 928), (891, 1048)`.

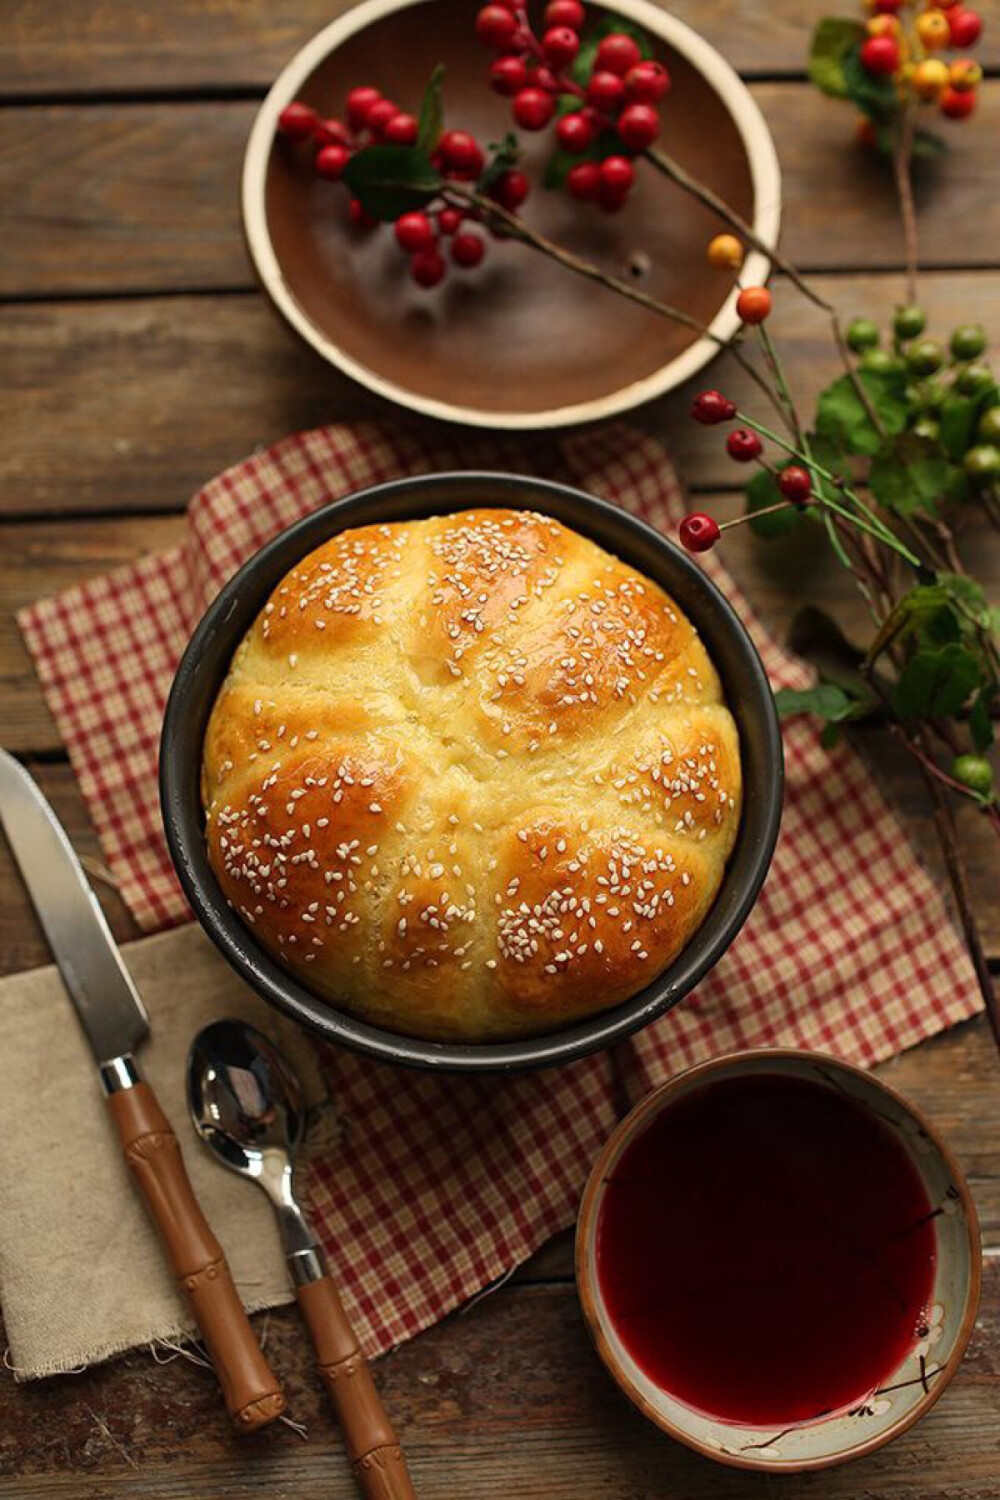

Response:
(8, 0), (995, 97)
(1, 85), (997, 297)
(0, 1264), (996, 1497)
(3, 269), (1000, 517)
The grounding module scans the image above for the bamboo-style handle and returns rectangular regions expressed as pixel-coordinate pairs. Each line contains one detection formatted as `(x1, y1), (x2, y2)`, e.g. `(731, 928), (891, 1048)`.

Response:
(106, 1081), (285, 1433)
(298, 1276), (418, 1500)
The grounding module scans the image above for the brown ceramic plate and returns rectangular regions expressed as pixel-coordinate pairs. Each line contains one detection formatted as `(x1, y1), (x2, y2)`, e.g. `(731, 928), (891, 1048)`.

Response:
(242, 0), (781, 428)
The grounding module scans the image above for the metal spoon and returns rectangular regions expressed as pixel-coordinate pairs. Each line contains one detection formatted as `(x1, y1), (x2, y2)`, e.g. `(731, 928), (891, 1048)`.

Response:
(187, 1019), (417, 1499)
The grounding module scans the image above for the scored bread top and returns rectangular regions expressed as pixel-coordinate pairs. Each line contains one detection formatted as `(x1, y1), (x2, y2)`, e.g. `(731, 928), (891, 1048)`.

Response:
(202, 508), (741, 1041)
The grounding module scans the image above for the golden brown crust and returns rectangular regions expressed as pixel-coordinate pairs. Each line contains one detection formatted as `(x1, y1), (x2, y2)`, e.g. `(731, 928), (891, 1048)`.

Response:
(202, 509), (742, 1041)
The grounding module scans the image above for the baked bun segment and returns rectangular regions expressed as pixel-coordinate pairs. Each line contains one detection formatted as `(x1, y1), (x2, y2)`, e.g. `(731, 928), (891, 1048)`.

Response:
(202, 509), (741, 1041)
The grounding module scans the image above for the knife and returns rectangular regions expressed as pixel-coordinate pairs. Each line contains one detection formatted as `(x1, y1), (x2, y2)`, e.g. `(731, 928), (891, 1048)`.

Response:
(0, 749), (285, 1432)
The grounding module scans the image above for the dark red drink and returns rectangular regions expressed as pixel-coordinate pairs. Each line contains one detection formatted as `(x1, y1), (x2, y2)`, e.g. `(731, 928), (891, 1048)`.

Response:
(596, 1072), (936, 1426)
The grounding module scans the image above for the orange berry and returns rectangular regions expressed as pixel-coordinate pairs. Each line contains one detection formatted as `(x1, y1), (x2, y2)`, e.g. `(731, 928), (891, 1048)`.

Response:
(867, 14), (901, 34)
(736, 286), (772, 324)
(949, 58), (983, 91)
(707, 234), (744, 270)
(856, 117), (879, 147)
(916, 9), (951, 47)
(911, 57), (949, 98)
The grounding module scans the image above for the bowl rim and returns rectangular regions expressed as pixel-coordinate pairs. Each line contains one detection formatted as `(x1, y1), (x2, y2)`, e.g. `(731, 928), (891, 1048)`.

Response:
(160, 469), (783, 1071)
(575, 1046), (984, 1472)
(241, 0), (782, 430)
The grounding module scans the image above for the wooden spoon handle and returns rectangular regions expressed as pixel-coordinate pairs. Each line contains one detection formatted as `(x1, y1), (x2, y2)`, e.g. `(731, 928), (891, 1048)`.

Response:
(297, 1276), (417, 1500)
(106, 1080), (285, 1432)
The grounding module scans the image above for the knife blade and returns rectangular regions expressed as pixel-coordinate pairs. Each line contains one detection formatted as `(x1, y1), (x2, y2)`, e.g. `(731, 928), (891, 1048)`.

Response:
(0, 749), (149, 1067)
(0, 748), (285, 1432)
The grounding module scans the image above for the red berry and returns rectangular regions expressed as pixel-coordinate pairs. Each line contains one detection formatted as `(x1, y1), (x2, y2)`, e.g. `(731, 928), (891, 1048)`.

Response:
(596, 33), (642, 76)
(874, 0), (903, 10)
(438, 207), (464, 235)
(544, 0), (585, 29)
(617, 102), (660, 149)
(948, 9), (982, 46)
(491, 168), (530, 210)
(513, 87), (555, 130)
(348, 198), (378, 230)
(860, 36), (900, 74)
(278, 102), (318, 141)
(476, 4), (519, 50)
(598, 181), (628, 213)
(395, 211), (435, 253)
(366, 99), (399, 137)
(533, 66), (560, 92)
(777, 466), (812, 505)
(566, 161), (601, 200)
(451, 231), (486, 268)
(940, 84), (977, 118)
(599, 155), (635, 194)
(587, 70), (626, 111)
(543, 26), (580, 67)
(410, 248), (447, 287)
(726, 428), (763, 462)
(691, 390), (736, 425)
(679, 513), (721, 553)
(315, 117), (350, 147)
(315, 143), (350, 180)
(556, 111), (594, 152)
(383, 111), (418, 145)
(490, 55), (528, 96)
(345, 87), (382, 130)
(624, 60), (670, 102)
(736, 285), (772, 324)
(439, 130), (485, 177)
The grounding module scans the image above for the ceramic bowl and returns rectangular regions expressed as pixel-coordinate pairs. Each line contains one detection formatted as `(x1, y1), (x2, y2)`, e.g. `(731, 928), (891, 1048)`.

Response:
(160, 471), (782, 1072)
(242, 0), (781, 429)
(576, 1049), (982, 1471)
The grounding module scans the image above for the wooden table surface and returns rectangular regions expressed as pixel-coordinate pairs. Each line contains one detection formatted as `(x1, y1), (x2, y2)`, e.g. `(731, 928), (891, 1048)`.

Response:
(1, 2), (998, 1495)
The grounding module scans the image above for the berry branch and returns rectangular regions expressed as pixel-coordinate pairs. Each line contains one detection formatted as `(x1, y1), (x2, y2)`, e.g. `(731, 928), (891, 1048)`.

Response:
(275, 0), (997, 1040)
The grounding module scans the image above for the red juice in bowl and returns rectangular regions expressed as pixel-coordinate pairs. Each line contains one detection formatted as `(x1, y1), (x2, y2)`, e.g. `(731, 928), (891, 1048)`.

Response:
(595, 1072), (937, 1426)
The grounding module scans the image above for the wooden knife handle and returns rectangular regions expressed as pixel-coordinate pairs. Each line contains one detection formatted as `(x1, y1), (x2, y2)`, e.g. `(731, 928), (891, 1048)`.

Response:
(106, 1081), (285, 1433)
(298, 1276), (417, 1500)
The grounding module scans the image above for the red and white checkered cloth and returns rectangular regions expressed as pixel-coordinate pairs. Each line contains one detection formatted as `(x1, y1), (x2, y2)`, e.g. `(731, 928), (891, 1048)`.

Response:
(19, 421), (981, 1358)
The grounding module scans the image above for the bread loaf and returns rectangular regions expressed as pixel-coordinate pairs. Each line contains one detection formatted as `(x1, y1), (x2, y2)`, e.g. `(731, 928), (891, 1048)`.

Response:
(202, 509), (741, 1041)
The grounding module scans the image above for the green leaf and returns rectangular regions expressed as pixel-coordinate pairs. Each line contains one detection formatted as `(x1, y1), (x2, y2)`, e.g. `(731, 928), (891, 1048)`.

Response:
(774, 683), (867, 723)
(478, 132), (520, 195)
(869, 433), (950, 516)
(417, 63), (445, 153)
(842, 44), (898, 122)
(808, 18), (865, 99)
(744, 466), (805, 539)
(815, 370), (908, 456)
(939, 384), (1000, 459)
(341, 145), (442, 220)
(970, 687), (996, 753)
(892, 643), (983, 719)
(937, 571), (992, 628)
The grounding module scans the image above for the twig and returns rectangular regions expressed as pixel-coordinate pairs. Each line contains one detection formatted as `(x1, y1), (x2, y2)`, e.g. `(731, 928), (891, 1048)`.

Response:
(892, 101), (920, 306)
(916, 753), (1000, 1054)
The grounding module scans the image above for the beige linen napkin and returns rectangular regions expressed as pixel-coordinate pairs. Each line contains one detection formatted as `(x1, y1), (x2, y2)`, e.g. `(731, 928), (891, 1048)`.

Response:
(0, 924), (328, 1380)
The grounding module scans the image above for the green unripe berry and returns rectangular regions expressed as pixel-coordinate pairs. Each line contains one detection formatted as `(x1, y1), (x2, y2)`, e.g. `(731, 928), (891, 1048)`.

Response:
(963, 444), (1000, 483)
(949, 324), (987, 362)
(911, 416), (940, 442)
(846, 318), (880, 353)
(976, 406), (1000, 444)
(957, 362), (994, 397)
(893, 305), (926, 341)
(905, 339), (946, 376)
(860, 347), (905, 374)
(951, 754), (994, 798)
(914, 378), (947, 412)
